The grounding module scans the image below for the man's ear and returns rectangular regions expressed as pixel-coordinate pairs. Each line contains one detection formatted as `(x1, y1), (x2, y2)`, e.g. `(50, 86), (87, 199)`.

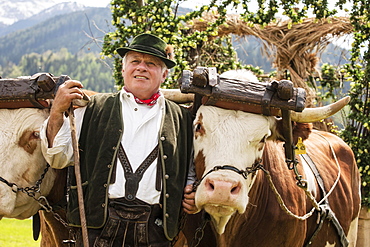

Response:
(162, 69), (169, 81)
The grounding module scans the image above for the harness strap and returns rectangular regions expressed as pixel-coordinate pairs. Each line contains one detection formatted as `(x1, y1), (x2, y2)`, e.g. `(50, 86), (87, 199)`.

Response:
(32, 212), (41, 241)
(300, 153), (328, 202)
(300, 153), (349, 247)
(326, 206), (350, 247)
(117, 143), (159, 201)
(261, 84), (276, 116)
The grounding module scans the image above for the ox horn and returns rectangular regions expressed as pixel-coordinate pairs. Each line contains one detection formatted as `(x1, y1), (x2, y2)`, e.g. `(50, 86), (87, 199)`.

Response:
(161, 89), (194, 103)
(290, 96), (350, 123)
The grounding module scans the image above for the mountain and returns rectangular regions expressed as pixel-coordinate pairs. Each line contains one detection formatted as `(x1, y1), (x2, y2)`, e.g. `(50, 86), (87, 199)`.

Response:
(0, 6), (112, 67)
(0, 0), (59, 26)
(0, 2), (86, 37)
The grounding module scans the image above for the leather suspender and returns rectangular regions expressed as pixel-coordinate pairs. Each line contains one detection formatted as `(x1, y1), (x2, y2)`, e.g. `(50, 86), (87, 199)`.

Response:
(117, 143), (160, 201)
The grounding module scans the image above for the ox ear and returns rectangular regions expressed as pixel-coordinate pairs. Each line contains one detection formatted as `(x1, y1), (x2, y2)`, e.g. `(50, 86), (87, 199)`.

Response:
(273, 119), (313, 144)
(292, 122), (313, 144)
(41, 107), (50, 117)
(267, 117), (283, 142)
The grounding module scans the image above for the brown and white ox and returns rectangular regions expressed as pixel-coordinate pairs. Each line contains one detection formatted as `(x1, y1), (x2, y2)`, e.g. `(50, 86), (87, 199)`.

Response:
(183, 70), (361, 247)
(0, 107), (70, 246)
(0, 89), (100, 246)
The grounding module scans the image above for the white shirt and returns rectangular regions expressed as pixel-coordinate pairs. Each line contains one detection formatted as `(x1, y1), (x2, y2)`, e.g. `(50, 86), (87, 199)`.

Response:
(41, 90), (165, 204)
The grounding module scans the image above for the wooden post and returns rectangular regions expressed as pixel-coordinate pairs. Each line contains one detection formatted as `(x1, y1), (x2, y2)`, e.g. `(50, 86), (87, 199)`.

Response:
(68, 105), (89, 247)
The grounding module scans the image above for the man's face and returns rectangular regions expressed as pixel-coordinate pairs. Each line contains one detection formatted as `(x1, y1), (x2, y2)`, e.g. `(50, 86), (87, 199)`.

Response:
(122, 51), (168, 99)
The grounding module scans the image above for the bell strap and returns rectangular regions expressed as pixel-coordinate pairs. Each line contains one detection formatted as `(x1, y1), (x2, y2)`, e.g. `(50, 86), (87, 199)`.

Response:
(117, 143), (159, 201)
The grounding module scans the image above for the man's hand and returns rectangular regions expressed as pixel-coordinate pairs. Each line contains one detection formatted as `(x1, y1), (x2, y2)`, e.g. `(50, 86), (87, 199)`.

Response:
(182, 184), (199, 214)
(47, 80), (84, 147)
(52, 80), (84, 114)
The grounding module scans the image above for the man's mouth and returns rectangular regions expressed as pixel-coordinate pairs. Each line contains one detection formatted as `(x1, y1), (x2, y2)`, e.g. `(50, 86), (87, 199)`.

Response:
(134, 75), (148, 79)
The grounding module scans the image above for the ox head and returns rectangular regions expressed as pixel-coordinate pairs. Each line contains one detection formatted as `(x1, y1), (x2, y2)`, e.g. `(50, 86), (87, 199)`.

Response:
(193, 105), (276, 233)
(191, 69), (350, 234)
(0, 108), (55, 219)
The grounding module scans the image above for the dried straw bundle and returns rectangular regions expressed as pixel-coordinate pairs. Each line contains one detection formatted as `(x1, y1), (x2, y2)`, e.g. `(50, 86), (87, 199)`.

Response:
(190, 13), (353, 103)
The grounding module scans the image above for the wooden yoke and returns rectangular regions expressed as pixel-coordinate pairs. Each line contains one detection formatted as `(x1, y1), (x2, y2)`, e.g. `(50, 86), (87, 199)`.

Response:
(0, 73), (90, 109)
(0, 73), (64, 108)
(179, 67), (306, 117)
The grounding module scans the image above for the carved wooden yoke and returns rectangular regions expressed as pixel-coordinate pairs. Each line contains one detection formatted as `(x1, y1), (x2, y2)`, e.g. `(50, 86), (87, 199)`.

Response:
(0, 73), (88, 109)
(179, 67), (306, 117)
(0, 73), (71, 109)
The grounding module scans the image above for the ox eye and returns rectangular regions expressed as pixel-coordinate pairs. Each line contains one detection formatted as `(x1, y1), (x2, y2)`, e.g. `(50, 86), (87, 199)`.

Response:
(195, 123), (202, 132)
(33, 131), (40, 138)
(260, 135), (267, 143)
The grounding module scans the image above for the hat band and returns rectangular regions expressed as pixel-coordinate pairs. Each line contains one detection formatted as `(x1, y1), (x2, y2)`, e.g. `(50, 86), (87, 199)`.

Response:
(129, 44), (167, 58)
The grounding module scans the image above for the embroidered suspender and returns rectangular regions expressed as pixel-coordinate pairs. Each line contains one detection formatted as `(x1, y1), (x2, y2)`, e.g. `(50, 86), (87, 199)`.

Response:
(117, 143), (160, 201)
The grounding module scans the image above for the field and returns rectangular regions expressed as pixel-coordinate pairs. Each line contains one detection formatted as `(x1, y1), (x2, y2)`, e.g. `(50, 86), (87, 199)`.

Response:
(0, 218), (40, 246)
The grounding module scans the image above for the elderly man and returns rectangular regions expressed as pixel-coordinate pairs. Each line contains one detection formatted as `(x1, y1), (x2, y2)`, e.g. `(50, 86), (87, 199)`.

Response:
(41, 33), (197, 246)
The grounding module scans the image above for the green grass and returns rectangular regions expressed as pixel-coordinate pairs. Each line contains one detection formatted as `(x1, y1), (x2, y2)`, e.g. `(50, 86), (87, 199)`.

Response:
(0, 218), (40, 247)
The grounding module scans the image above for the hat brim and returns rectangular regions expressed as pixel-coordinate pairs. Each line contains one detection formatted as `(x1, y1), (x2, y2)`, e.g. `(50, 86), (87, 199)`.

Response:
(117, 47), (176, 69)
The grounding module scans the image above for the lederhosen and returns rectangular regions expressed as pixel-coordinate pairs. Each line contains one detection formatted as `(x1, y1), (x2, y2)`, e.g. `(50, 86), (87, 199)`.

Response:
(76, 143), (169, 247)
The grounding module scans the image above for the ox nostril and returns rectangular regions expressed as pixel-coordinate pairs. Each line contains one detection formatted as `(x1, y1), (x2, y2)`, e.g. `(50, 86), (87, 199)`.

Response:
(231, 183), (241, 195)
(205, 179), (215, 191)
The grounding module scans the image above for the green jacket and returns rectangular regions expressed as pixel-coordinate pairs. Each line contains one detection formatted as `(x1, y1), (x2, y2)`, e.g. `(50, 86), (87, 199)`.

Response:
(66, 92), (193, 240)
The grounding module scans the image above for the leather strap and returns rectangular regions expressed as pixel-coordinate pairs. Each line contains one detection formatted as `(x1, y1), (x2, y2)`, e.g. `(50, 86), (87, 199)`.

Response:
(32, 212), (41, 241)
(300, 154), (327, 201)
(300, 153), (349, 247)
(261, 84), (276, 116)
(117, 144), (159, 201)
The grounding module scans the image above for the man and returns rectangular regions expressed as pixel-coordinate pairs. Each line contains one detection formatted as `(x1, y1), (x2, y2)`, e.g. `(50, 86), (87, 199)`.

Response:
(41, 33), (197, 246)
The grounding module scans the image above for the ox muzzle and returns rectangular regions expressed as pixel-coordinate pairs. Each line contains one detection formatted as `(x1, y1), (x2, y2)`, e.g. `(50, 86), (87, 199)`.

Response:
(192, 159), (263, 192)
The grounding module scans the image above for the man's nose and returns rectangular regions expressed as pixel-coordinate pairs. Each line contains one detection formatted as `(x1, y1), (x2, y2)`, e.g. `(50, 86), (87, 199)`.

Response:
(136, 61), (147, 70)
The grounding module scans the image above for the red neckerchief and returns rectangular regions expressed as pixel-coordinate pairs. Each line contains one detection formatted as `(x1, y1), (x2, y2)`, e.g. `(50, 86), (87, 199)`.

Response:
(124, 87), (160, 106)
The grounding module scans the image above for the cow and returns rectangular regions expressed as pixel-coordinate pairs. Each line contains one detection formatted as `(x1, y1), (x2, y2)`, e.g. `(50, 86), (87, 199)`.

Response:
(0, 108), (54, 220)
(0, 107), (70, 246)
(0, 86), (97, 246)
(182, 70), (361, 247)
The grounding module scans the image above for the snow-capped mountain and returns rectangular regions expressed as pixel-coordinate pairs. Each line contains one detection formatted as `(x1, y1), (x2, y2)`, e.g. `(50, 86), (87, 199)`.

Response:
(0, 0), (87, 36)
(0, 0), (58, 26)
(0, 0), (86, 27)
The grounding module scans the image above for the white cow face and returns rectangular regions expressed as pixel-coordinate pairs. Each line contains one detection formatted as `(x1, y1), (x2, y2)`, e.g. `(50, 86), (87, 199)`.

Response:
(0, 108), (55, 219)
(193, 105), (276, 234)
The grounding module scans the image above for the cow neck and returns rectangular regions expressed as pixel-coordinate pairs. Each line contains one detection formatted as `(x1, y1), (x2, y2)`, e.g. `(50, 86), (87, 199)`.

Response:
(117, 143), (160, 201)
